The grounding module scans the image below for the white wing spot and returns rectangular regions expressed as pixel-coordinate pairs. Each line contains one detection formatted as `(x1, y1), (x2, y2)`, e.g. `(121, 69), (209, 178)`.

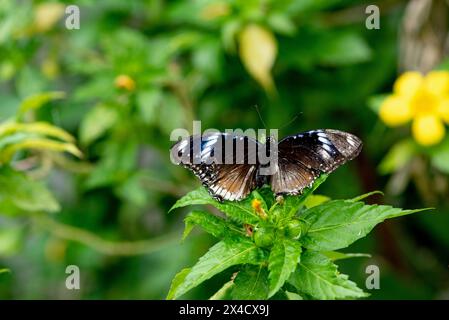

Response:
(322, 144), (333, 153)
(178, 140), (188, 150)
(318, 137), (329, 144)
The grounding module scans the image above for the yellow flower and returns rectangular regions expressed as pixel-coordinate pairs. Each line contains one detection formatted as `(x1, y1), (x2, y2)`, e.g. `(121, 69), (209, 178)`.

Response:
(251, 198), (262, 211)
(114, 74), (136, 91)
(379, 71), (449, 146)
(251, 199), (267, 219)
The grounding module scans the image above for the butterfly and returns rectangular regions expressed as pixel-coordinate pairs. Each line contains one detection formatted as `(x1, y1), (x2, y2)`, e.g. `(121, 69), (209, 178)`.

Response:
(170, 129), (362, 202)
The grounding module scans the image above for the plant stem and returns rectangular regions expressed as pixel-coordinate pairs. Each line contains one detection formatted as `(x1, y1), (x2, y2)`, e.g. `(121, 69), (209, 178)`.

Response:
(32, 214), (181, 256)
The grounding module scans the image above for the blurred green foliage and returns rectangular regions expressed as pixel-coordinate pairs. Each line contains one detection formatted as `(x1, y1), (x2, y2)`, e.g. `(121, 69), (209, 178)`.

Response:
(0, 0), (448, 299)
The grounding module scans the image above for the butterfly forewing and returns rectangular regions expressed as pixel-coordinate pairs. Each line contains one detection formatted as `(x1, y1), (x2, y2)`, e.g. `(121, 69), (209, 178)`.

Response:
(171, 133), (263, 201)
(270, 129), (362, 195)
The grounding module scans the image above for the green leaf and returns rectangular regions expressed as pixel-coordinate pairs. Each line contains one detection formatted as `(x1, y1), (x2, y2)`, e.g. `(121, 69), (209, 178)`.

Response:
(183, 210), (229, 240)
(221, 19), (241, 53)
(166, 268), (191, 300)
(0, 138), (82, 163)
(0, 132), (28, 150)
(114, 172), (148, 207)
(282, 29), (371, 70)
(430, 138), (449, 173)
(323, 251), (371, 261)
(18, 91), (65, 115)
(379, 139), (416, 175)
(0, 121), (75, 143)
(288, 251), (368, 300)
(85, 140), (137, 189)
(258, 186), (276, 208)
(267, 13), (296, 36)
(367, 94), (388, 114)
(268, 238), (302, 298)
(349, 191), (383, 203)
(433, 152), (449, 173)
(282, 174), (328, 218)
(170, 187), (260, 224)
(303, 194), (330, 209)
(0, 268), (10, 275)
(79, 104), (118, 145)
(318, 32), (371, 66)
(0, 166), (60, 213)
(192, 38), (223, 79)
(170, 239), (264, 299)
(301, 200), (427, 251)
(136, 89), (163, 125)
(0, 227), (22, 255)
(231, 265), (269, 300)
(0, 122), (80, 162)
(209, 280), (234, 300)
(158, 94), (185, 135)
(285, 291), (304, 300)
(288, 0), (350, 15)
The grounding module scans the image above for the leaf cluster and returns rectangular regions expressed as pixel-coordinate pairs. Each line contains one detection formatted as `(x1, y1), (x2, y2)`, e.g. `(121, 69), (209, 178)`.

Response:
(168, 175), (425, 300)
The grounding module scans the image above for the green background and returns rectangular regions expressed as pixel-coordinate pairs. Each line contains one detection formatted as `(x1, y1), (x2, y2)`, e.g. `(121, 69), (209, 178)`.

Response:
(0, 0), (448, 299)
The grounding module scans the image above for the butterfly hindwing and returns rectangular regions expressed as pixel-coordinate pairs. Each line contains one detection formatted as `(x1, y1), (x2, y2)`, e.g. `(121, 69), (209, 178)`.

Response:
(270, 129), (362, 196)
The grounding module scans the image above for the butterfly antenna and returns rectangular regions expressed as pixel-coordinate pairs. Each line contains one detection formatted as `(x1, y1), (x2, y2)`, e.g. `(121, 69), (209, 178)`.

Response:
(279, 112), (302, 130)
(254, 105), (268, 130)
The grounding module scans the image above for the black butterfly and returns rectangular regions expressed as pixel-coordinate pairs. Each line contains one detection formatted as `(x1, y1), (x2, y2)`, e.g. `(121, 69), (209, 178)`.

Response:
(170, 129), (362, 202)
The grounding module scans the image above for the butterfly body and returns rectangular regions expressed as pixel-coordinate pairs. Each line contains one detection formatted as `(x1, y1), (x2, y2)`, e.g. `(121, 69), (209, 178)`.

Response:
(171, 129), (362, 202)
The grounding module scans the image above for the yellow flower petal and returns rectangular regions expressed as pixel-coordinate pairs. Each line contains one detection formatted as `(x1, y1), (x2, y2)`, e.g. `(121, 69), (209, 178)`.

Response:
(424, 71), (449, 97)
(438, 99), (449, 124)
(251, 199), (267, 219)
(409, 87), (439, 116)
(379, 95), (412, 126)
(115, 74), (135, 91)
(412, 114), (446, 146)
(393, 71), (424, 98)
